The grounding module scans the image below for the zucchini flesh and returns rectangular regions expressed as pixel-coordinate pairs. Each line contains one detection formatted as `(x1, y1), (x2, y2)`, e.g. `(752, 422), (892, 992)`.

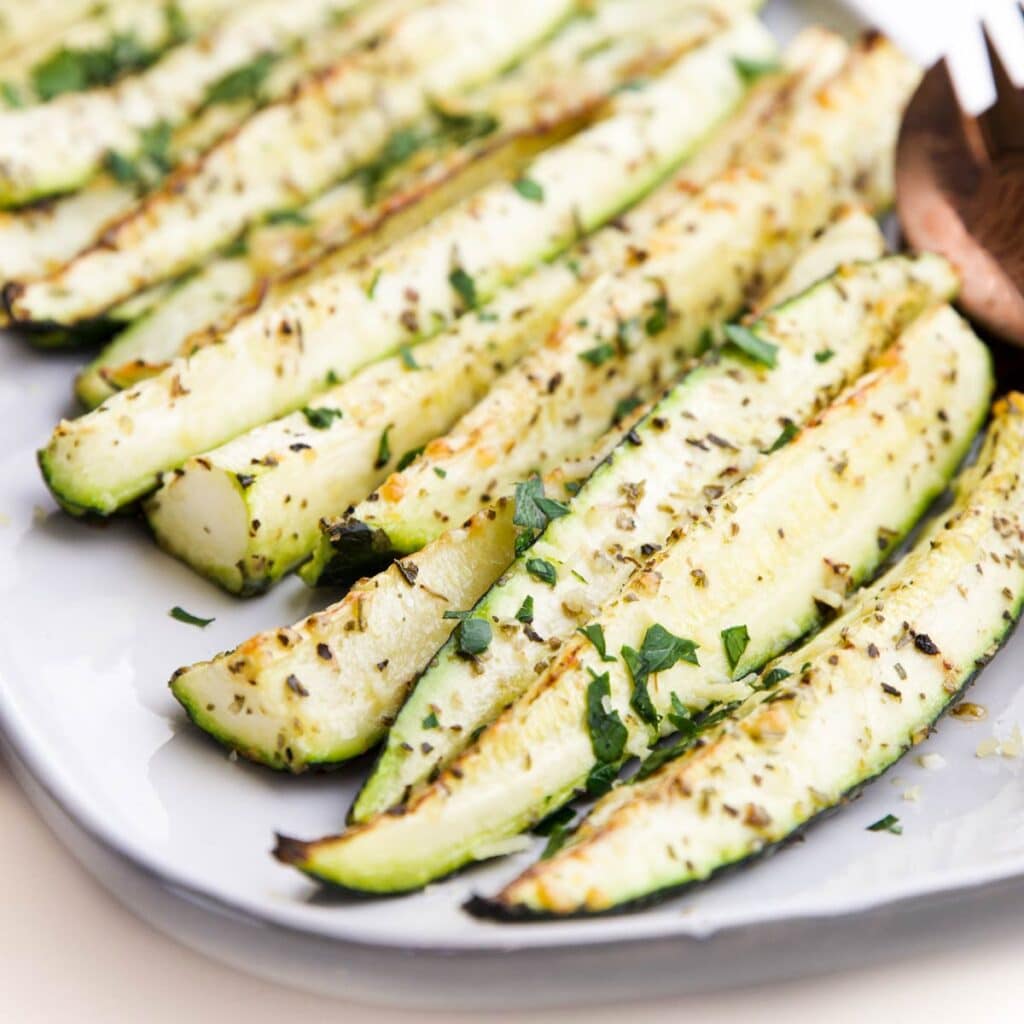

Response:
(310, 37), (918, 582)
(0, 0), (364, 208)
(274, 307), (993, 892)
(74, 0), (737, 408)
(144, 264), (591, 594)
(39, 19), (774, 516)
(489, 383), (1024, 918)
(351, 250), (958, 823)
(8, 0), (580, 320)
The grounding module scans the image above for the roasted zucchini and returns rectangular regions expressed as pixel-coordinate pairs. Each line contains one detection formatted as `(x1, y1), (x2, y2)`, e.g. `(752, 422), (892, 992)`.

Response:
(40, 18), (774, 515)
(485, 388), (1024, 918)
(352, 251), (958, 822)
(306, 35), (919, 583)
(273, 305), (992, 891)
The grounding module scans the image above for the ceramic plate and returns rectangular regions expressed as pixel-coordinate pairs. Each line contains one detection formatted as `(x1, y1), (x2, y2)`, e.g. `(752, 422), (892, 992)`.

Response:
(5, 0), (1024, 1009)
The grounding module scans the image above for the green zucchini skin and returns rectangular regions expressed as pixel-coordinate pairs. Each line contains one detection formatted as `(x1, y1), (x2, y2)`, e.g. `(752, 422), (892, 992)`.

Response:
(272, 305), (992, 894)
(350, 251), (959, 823)
(38, 18), (771, 517)
(481, 392), (1024, 919)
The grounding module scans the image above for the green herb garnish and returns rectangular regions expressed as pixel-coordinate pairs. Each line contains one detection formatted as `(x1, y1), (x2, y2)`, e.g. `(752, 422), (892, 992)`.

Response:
(578, 624), (616, 663)
(623, 645), (659, 728)
(532, 805), (574, 836)
(721, 624), (750, 672)
(579, 342), (615, 366)
(203, 52), (277, 107)
(422, 711), (439, 729)
(513, 176), (545, 202)
(645, 295), (669, 336)
(399, 345), (420, 370)
(867, 813), (902, 835)
(456, 617), (492, 657)
(264, 208), (311, 227)
(585, 761), (618, 797)
(732, 56), (783, 83)
(526, 558), (557, 586)
(723, 323), (778, 368)
(585, 672), (628, 763)
(515, 595), (534, 623)
(396, 445), (424, 471)
(814, 348), (835, 363)
(375, 424), (393, 468)
(449, 267), (477, 309)
(612, 395), (642, 424)
(170, 606), (214, 628)
(301, 406), (343, 429)
(33, 33), (154, 101)
(763, 419), (798, 454)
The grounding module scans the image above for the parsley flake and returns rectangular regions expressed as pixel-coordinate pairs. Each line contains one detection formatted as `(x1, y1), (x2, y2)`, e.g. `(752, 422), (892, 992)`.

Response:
(867, 813), (902, 835)
(721, 624), (751, 673)
(814, 348), (835, 363)
(449, 267), (477, 309)
(456, 618), (492, 657)
(515, 595), (534, 623)
(375, 425), (393, 468)
(763, 418), (798, 454)
(526, 558), (557, 586)
(170, 606), (214, 628)
(585, 672), (628, 763)
(301, 406), (343, 429)
(422, 711), (439, 729)
(579, 343), (615, 366)
(513, 177), (545, 202)
(578, 624), (616, 663)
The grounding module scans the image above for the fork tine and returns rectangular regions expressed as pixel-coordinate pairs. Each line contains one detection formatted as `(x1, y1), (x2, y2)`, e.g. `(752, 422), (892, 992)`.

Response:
(976, 17), (1024, 156)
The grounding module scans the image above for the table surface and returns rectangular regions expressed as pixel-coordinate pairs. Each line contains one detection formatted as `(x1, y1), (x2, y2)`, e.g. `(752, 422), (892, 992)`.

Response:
(2, 754), (1021, 1024)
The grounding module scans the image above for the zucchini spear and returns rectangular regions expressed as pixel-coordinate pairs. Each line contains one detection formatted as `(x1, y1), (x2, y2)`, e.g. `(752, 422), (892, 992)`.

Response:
(168, 208), (886, 766)
(7, 0), (581, 321)
(351, 250), (958, 823)
(486, 388), (1024, 919)
(0, 0), (238, 108)
(0, 0), (365, 208)
(0, 0), (419, 289)
(74, 0), (746, 408)
(273, 304), (993, 892)
(39, 17), (776, 516)
(306, 33), (919, 584)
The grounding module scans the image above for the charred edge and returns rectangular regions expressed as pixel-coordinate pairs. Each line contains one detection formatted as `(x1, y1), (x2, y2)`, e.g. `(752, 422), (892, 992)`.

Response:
(272, 833), (313, 866)
(467, 605), (1024, 923)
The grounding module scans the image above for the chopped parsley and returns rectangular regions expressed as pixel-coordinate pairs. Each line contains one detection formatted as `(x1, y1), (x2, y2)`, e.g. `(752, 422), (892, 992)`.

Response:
(867, 813), (903, 835)
(513, 176), (545, 202)
(585, 761), (618, 797)
(264, 208), (311, 227)
(32, 33), (155, 101)
(644, 295), (669, 336)
(103, 121), (174, 190)
(203, 52), (277, 107)
(757, 667), (793, 691)
(433, 466), (447, 479)
(456, 617), (492, 657)
(375, 424), (393, 468)
(814, 348), (835, 363)
(526, 558), (557, 586)
(396, 445), (424, 472)
(399, 345), (421, 370)
(541, 823), (572, 859)
(721, 624), (750, 673)
(723, 323), (778, 368)
(169, 606), (214, 628)
(515, 595), (534, 623)
(579, 342), (615, 366)
(578, 624), (616, 663)
(585, 671), (628, 764)
(355, 127), (423, 200)
(449, 267), (477, 309)
(513, 476), (569, 555)
(623, 645), (658, 728)
(612, 395), (643, 424)
(623, 625), (700, 729)
(667, 693), (696, 738)
(422, 711), (440, 729)
(763, 418), (798, 454)
(301, 406), (343, 429)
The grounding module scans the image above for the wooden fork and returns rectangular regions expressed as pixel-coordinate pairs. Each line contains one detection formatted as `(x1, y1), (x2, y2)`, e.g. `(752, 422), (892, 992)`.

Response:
(895, 8), (1024, 345)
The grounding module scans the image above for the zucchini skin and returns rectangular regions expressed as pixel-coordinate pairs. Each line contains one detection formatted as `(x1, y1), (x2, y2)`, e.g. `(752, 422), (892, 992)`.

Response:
(272, 306), (992, 893)
(38, 19), (773, 517)
(311, 32), (920, 580)
(483, 392), (1024, 919)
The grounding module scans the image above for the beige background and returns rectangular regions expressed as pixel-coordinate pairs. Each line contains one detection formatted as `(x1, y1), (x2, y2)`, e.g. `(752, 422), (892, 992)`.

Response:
(2, 756), (1022, 1024)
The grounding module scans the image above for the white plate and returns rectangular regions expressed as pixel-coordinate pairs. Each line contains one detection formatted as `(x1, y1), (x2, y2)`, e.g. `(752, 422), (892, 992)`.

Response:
(5, 0), (1024, 1010)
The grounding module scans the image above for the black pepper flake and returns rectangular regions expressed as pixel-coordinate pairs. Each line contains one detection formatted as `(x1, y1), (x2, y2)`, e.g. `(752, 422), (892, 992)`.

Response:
(236, 473), (255, 488)
(396, 560), (419, 586)
(316, 643), (332, 661)
(867, 643), (880, 659)
(285, 674), (309, 697)
(881, 683), (902, 699)
(914, 633), (940, 655)
(289, 442), (311, 452)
